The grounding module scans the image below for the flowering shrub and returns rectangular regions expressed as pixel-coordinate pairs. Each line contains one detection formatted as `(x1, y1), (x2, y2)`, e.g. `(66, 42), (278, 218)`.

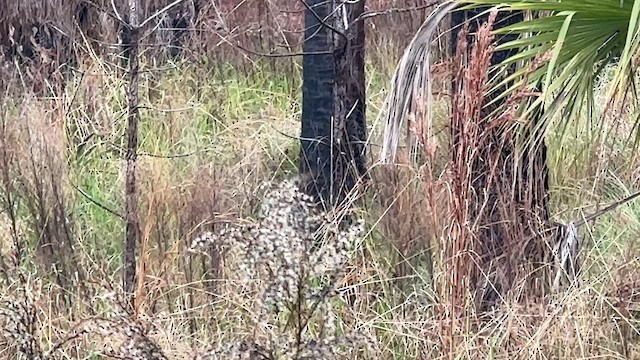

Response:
(191, 178), (370, 359)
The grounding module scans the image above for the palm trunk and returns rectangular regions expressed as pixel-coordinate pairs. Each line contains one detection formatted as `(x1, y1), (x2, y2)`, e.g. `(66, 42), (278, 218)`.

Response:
(300, 0), (367, 207)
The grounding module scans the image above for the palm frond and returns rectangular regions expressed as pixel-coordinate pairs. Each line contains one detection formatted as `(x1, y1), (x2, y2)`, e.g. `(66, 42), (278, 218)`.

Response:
(464, 0), (640, 145)
(380, 0), (640, 163)
(378, 1), (458, 164)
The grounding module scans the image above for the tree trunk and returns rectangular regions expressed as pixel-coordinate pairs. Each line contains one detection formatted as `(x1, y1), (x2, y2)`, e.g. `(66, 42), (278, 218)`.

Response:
(299, 0), (367, 207)
(450, 8), (550, 310)
(124, 0), (140, 309)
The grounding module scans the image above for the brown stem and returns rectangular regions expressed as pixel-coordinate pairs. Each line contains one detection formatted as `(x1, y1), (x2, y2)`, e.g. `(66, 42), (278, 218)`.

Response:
(123, 0), (140, 310)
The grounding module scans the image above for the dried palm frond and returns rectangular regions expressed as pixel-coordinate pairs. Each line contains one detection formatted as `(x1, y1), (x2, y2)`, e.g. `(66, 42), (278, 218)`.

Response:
(378, 1), (457, 164)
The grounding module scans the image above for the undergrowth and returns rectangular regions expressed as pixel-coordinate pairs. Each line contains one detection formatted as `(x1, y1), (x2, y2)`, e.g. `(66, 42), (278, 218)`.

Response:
(0, 25), (639, 360)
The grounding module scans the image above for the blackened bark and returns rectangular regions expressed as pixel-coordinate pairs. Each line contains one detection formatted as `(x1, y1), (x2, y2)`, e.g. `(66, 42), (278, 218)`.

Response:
(119, 25), (132, 69)
(169, 14), (188, 58)
(300, 0), (334, 203)
(450, 8), (550, 308)
(168, 0), (198, 59)
(300, 0), (367, 207)
(341, 0), (368, 195)
(124, 0), (140, 308)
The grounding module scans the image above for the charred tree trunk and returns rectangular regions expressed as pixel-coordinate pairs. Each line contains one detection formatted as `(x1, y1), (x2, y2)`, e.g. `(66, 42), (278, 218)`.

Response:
(300, 0), (333, 203)
(450, 8), (550, 310)
(119, 24), (132, 70)
(299, 0), (367, 207)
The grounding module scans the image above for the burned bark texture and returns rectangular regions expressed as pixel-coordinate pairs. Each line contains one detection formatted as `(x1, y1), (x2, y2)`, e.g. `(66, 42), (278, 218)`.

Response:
(450, 8), (550, 310)
(299, 0), (367, 208)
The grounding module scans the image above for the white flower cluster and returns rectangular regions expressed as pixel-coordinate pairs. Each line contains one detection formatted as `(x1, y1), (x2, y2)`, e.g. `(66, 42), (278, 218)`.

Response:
(74, 317), (167, 360)
(190, 178), (369, 359)
(196, 333), (374, 360)
(191, 179), (364, 311)
(0, 296), (44, 359)
(1, 278), (168, 360)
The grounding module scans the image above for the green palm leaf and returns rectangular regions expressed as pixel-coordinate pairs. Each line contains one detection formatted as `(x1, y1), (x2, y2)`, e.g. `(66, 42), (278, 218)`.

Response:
(463, 0), (640, 140)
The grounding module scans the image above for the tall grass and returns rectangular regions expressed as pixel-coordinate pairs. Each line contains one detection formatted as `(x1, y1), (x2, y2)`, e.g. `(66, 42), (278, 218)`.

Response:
(0, 3), (639, 360)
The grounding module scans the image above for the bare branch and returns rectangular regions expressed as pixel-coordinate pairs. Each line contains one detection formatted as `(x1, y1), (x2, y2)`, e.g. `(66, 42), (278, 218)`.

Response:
(82, 0), (128, 26)
(298, 0), (348, 42)
(210, 25), (333, 58)
(139, 0), (186, 29)
(70, 183), (125, 220)
(350, 1), (440, 26)
(231, 40), (333, 58)
(110, 0), (126, 26)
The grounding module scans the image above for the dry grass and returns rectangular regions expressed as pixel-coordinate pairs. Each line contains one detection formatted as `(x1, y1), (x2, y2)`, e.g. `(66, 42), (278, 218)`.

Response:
(0, 0), (437, 92)
(0, 3), (640, 360)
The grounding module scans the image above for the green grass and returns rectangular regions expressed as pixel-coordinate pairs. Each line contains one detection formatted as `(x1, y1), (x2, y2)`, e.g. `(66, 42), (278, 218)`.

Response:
(1, 54), (640, 358)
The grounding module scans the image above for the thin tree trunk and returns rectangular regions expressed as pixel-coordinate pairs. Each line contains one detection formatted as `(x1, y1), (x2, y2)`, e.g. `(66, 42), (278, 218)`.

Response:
(124, 0), (140, 308)
(300, 0), (367, 207)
